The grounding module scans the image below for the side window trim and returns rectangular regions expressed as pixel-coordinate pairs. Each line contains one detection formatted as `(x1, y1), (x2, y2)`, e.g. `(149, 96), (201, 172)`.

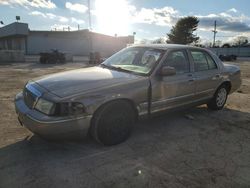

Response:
(204, 52), (218, 70)
(182, 49), (191, 73)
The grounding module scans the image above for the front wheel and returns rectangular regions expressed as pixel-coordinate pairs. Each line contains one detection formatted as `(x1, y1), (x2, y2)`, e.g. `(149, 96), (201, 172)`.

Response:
(91, 101), (136, 146)
(207, 85), (228, 110)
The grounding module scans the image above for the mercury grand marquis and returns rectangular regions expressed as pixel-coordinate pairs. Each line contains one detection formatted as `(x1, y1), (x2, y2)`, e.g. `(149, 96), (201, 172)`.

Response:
(15, 44), (242, 145)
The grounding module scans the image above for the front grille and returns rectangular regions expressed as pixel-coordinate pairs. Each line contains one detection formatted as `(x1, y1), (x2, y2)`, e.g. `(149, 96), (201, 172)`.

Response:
(23, 87), (37, 109)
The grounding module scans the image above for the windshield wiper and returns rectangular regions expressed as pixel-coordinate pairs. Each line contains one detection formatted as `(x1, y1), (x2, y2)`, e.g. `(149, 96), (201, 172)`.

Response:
(100, 64), (113, 69)
(100, 64), (133, 74)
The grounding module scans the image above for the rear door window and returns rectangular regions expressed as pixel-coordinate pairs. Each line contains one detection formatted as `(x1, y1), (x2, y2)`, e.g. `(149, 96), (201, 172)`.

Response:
(191, 51), (209, 72)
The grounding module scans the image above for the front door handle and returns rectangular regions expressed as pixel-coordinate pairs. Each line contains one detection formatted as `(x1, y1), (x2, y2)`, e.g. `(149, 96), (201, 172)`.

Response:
(212, 74), (221, 80)
(188, 78), (195, 82)
(187, 73), (195, 82)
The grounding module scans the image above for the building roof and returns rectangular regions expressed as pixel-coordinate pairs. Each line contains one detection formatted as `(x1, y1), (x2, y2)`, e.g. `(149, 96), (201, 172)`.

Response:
(30, 29), (89, 34)
(0, 22), (28, 38)
(0, 22), (133, 40)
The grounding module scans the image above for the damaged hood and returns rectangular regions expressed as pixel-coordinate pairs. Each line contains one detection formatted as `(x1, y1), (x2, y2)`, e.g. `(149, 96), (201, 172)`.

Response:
(32, 66), (142, 98)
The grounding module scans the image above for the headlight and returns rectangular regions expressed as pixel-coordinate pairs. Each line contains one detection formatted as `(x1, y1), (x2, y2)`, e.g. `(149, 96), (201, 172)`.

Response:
(34, 98), (85, 116)
(55, 102), (86, 116)
(35, 98), (55, 115)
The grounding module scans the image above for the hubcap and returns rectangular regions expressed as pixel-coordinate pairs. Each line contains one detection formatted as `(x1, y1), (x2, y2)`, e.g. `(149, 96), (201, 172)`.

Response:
(216, 88), (227, 107)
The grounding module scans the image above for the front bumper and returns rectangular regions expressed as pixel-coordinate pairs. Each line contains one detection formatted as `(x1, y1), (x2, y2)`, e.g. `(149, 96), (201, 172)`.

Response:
(14, 92), (92, 138)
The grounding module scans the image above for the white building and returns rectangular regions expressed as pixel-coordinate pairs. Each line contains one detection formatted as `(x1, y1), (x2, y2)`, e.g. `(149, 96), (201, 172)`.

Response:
(0, 22), (134, 62)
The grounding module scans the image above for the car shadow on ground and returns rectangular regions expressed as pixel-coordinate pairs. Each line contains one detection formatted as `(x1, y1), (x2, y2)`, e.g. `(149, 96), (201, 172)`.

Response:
(0, 106), (250, 187)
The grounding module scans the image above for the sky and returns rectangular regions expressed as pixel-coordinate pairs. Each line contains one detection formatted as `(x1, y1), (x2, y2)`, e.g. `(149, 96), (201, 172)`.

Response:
(0, 0), (250, 44)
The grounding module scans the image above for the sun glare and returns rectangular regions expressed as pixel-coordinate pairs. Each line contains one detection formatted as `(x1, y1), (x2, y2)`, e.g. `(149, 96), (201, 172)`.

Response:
(94, 0), (131, 36)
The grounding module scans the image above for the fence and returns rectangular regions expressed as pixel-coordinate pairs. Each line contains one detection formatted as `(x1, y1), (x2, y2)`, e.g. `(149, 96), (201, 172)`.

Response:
(209, 47), (250, 57)
(0, 50), (25, 63)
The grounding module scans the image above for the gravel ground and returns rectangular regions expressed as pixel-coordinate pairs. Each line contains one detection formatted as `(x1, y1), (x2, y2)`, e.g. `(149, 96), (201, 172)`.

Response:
(0, 61), (250, 188)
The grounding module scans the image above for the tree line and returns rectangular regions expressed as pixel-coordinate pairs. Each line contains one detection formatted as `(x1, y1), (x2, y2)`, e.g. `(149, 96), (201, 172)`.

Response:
(151, 16), (249, 48)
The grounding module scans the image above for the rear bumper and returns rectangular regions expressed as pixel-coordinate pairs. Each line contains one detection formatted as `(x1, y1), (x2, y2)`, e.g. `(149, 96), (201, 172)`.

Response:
(14, 92), (92, 138)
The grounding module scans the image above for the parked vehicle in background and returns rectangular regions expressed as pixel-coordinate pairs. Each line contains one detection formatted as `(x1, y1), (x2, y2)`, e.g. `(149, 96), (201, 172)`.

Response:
(15, 44), (241, 145)
(89, 52), (105, 64)
(219, 54), (237, 61)
(40, 49), (66, 64)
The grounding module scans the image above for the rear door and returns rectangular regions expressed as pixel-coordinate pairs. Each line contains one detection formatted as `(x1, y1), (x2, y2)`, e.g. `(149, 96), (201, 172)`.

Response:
(189, 50), (222, 100)
(150, 49), (196, 113)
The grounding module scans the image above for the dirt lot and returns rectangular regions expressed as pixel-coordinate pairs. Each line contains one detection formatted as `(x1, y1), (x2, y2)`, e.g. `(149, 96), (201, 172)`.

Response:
(0, 60), (250, 188)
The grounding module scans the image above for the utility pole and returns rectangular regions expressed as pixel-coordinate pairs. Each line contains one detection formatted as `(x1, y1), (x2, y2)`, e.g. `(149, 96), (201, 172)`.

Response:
(88, 0), (92, 30)
(212, 20), (217, 47)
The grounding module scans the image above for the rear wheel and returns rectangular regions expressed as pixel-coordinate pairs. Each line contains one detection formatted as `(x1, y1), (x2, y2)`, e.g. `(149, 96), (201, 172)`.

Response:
(207, 85), (228, 110)
(91, 101), (136, 146)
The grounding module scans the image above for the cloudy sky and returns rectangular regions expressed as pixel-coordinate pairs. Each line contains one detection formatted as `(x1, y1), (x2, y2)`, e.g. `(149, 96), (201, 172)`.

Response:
(0, 0), (250, 44)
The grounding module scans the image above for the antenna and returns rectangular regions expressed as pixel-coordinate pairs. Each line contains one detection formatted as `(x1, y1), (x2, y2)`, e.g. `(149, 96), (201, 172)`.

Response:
(212, 20), (217, 47)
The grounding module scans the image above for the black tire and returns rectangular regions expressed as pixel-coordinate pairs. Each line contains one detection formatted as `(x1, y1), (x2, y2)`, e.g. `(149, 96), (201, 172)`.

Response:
(40, 57), (46, 64)
(45, 58), (49, 64)
(207, 85), (228, 110)
(60, 57), (66, 64)
(91, 101), (136, 146)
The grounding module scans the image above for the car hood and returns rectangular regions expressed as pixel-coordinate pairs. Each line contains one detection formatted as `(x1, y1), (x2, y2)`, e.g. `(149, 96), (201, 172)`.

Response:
(223, 63), (240, 72)
(32, 66), (143, 98)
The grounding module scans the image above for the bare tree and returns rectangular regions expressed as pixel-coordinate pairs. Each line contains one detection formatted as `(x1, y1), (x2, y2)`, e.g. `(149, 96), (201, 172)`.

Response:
(233, 36), (248, 46)
(152, 38), (165, 44)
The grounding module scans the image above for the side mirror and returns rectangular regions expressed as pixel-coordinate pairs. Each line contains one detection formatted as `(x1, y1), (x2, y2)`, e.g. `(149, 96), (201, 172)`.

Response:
(160, 66), (176, 76)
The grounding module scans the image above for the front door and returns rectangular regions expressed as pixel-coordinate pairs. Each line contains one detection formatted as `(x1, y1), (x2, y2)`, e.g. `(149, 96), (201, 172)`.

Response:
(150, 49), (196, 113)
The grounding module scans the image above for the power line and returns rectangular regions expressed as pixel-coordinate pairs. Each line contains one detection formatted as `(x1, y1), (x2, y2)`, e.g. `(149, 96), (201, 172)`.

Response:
(216, 35), (235, 38)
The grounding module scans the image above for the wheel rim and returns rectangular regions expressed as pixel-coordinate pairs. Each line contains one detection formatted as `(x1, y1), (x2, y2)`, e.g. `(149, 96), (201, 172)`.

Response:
(216, 88), (227, 107)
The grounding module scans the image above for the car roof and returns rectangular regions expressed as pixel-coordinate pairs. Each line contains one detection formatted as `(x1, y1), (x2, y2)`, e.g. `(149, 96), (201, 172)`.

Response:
(130, 44), (204, 50)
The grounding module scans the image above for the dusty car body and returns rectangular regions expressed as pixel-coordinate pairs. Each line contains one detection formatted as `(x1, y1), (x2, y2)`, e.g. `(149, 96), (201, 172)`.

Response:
(15, 44), (241, 145)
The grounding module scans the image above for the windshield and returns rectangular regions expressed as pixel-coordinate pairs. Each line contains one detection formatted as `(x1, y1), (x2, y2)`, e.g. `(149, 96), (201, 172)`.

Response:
(101, 47), (165, 75)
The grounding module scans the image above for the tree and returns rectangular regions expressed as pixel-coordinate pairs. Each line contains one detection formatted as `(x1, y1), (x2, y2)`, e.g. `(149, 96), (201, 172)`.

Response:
(166, 16), (199, 44)
(222, 43), (231, 48)
(233, 36), (248, 47)
(152, 37), (166, 44)
(138, 39), (149, 44)
(214, 40), (222, 48)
